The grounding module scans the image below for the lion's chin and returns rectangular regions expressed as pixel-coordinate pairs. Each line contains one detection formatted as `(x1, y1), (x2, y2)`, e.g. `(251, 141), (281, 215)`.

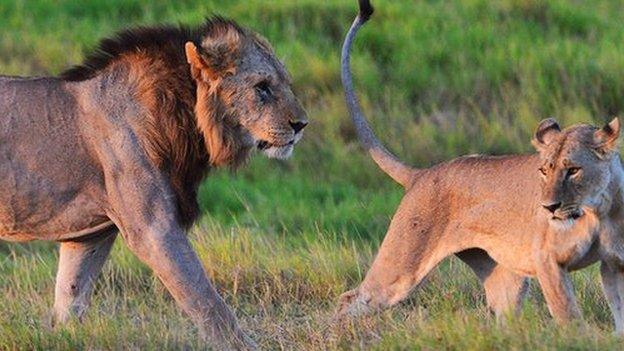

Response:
(262, 144), (294, 159)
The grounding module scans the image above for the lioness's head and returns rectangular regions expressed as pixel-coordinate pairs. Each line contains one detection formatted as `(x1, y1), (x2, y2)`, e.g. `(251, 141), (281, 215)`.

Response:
(532, 117), (621, 223)
(184, 18), (307, 165)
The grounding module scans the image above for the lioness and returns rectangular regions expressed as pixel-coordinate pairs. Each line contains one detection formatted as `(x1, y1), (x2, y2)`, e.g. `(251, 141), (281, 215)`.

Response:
(338, 0), (624, 332)
(0, 17), (307, 349)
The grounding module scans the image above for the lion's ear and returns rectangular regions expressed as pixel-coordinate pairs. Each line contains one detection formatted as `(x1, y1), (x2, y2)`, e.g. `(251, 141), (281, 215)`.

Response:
(185, 27), (240, 87)
(200, 26), (241, 75)
(532, 118), (561, 151)
(185, 42), (211, 82)
(594, 117), (621, 157)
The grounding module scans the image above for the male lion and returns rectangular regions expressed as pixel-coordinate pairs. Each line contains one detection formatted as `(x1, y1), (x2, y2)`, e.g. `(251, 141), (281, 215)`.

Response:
(0, 17), (307, 349)
(338, 0), (624, 333)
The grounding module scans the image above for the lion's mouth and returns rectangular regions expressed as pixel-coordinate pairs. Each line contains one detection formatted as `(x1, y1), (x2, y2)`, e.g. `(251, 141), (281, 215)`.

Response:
(257, 139), (295, 150)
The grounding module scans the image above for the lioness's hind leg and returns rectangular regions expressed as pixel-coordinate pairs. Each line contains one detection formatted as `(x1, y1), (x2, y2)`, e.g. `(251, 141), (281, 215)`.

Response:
(54, 227), (117, 324)
(337, 202), (453, 316)
(456, 248), (528, 318)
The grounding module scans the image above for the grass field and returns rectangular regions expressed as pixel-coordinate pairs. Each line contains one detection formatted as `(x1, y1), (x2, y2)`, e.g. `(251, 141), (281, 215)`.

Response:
(2, 0), (624, 349)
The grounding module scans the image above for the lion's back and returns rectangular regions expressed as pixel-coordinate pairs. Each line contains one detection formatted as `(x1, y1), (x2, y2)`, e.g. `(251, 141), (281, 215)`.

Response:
(0, 77), (106, 240)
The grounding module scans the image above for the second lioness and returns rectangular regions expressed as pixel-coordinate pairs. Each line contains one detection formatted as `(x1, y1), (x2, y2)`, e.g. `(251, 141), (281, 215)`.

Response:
(338, 0), (624, 332)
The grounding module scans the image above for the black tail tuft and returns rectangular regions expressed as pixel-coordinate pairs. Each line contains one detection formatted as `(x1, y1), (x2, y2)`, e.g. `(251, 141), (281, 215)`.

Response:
(358, 0), (374, 22)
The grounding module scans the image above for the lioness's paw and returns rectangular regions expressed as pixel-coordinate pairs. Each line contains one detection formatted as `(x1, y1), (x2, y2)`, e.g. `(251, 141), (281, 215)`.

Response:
(334, 288), (372, 319)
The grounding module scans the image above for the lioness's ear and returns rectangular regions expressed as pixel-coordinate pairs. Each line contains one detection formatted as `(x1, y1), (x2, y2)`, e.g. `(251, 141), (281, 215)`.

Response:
(594, 117), (621, 157)
(532, 118), (561, 151)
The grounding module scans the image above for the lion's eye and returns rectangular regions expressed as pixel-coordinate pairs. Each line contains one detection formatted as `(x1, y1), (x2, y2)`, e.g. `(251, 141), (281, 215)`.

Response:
(255, 81), (272, 103)
(539, 167), (547, 176)
(567, 167), (581, 177)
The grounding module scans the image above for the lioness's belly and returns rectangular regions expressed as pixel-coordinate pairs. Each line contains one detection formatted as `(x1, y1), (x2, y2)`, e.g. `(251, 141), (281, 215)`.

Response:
(471, 215), (602, 276)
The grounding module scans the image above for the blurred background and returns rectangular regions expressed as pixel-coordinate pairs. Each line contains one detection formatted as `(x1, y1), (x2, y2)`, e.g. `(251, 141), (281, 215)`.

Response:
(1, 0), (624, 349)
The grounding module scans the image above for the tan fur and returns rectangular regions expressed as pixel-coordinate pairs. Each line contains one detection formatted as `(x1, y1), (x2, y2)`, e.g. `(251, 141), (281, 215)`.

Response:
(0, 18), (307, 350)
(340, 1), (624, 333)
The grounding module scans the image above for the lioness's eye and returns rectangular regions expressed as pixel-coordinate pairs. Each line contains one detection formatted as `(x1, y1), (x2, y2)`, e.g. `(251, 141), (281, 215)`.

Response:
(538, 167), (547, 176)
(255, 81), (272, 103)
(567, 167), (581, 177)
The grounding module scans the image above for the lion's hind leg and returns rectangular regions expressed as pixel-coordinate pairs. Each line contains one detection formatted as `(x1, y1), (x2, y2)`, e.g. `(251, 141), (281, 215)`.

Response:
(53, 227), (117, 324)
(456, 248), (529, 318)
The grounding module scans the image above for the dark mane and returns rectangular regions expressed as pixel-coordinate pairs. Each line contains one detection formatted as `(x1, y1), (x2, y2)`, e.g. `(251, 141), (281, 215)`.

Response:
(59, 16), (251, 227)
(60, 16), (244, 82)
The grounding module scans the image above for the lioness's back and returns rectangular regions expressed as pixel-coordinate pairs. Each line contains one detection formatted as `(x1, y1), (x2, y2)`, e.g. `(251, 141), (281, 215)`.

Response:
(419, 153), (539, 189)
(409, 153), (542, 218)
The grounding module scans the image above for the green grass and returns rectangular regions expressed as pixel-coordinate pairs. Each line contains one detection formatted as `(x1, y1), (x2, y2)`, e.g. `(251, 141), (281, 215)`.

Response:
(2, 0), (624, 349)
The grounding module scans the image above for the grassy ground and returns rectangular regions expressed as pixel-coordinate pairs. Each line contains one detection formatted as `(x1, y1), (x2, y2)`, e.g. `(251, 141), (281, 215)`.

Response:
(2, 0), (624, 349)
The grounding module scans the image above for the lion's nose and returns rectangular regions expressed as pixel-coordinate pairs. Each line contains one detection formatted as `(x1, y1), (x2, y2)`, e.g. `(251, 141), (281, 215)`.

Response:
(542, 202), (562, 214)
(289, 120), (308, 133)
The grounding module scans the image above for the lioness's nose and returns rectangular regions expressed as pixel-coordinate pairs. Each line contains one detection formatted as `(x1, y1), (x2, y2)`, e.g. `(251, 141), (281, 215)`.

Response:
(542, 202), (562, 214)
(289, 120), (308, 133)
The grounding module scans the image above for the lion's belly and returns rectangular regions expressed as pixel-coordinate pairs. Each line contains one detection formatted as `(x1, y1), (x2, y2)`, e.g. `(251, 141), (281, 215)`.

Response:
(0, 184), (111, 242)
(0, 220), (114, 242)
(0, 206), (111, 242)
(0, 142), (109, 241)
(0, 170), (109, 241)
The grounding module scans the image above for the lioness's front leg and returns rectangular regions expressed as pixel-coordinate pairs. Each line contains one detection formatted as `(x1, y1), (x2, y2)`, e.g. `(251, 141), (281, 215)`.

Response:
(456, 249), (528, 318)
(535, 253), (581, 324)
(54, 227), (117, 324)
(600, 261), (624, 334)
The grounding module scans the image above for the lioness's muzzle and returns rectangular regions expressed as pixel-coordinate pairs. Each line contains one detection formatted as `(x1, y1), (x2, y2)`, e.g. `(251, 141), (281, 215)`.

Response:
(550, 206), (583, 221)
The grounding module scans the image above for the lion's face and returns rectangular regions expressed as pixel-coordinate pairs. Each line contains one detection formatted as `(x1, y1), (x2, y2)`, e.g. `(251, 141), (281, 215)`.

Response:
(218, 45), (307, 160)
(532, 118), (620, 224)
(185, 23), (307, 166)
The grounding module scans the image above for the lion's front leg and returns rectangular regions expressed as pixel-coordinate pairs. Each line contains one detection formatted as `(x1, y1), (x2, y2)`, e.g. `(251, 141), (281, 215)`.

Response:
(122, 224), (254, 349)
(535, 253), (582, 324)
(54, 227), (117, 324)
(100, 142), (255, 350)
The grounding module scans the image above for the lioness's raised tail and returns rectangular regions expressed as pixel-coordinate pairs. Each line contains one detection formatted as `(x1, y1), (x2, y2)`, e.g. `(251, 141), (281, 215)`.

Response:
(341, 0), (415, 188)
